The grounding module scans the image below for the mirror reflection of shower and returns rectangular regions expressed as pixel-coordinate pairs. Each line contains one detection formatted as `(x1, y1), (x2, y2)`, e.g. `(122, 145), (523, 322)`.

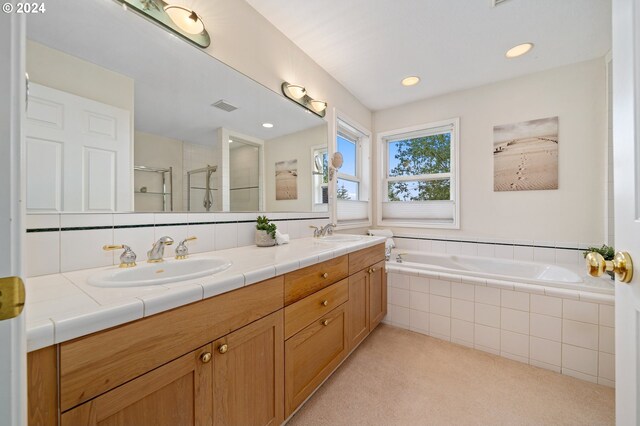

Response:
(187, 165), (217, 212)
(229, 138), (261, 211)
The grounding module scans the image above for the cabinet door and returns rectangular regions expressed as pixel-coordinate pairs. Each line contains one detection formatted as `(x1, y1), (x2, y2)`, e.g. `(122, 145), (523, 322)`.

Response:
(369, 261), (387, 330)
(61, 345), (213, 426)
(285, 303), (348, 417)
(347, 270), (369, 351)
(213, 310), (284, 426)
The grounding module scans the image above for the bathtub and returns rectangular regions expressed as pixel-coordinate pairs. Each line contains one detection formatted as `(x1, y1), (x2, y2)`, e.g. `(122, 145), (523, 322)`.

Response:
(384, 249), (615, 386)
(390, 250), (615, 294)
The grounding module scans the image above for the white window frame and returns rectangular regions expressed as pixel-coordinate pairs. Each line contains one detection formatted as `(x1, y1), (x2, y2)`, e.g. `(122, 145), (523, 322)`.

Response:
(376, 117), (460, 229)
(336, 129), (361, 201)
(310, 144), (328, 212)
(331, 110), (372, 229)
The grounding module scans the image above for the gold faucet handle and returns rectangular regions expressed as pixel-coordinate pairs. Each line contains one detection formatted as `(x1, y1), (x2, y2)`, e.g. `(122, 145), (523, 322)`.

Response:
(103, 244), (137, 268)
(175, 237), (198, 260)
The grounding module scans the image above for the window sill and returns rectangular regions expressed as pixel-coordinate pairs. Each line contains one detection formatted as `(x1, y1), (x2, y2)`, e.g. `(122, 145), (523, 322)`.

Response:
(376, 218), (459, 230)
(336, 219), (372, 231)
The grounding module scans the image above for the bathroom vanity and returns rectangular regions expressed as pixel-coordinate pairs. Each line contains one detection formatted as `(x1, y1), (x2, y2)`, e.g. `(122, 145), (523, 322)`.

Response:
(26, 239), (386, 426)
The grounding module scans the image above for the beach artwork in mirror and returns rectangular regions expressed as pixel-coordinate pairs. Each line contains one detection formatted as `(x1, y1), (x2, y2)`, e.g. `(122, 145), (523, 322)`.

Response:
(24, 0), (327, 214)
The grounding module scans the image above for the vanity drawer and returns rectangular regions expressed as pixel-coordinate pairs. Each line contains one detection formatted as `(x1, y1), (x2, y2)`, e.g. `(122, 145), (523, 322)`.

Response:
(284, 303), (348, 416)
(284, 255), (348, 305)
(348, 243), (385, 274)
(284, 278), (349, 339)
(59, 276), (284, 412)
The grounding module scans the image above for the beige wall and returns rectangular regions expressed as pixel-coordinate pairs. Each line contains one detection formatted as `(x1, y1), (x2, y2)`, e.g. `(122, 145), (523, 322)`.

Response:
(26, 40), (133, 112)
(373, 58), (607, 243)
(265, 124), (327, 212)
(201, 0), (372, 140)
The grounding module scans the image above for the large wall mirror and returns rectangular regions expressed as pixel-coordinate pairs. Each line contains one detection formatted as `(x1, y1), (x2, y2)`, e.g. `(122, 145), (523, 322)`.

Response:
(25, 0), (328, 214)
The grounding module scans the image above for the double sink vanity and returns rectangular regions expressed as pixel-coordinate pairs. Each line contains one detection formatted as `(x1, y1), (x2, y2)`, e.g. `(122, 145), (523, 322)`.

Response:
(26, 234), (387, 425)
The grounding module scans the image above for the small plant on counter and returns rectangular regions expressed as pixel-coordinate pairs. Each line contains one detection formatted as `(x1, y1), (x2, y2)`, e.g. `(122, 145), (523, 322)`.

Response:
(255, 215), (277, 247)
(583, 244), (615, 261)
(256, 215), (277, 238)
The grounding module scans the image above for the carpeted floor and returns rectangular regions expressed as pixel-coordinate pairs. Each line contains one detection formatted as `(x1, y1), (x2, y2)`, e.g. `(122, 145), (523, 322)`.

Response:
(287, 324), (614, 426)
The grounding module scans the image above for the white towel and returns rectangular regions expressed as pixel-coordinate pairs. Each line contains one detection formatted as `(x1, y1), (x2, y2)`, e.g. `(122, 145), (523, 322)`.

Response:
(386, 238), (396, 249)
(368, 229), (394, 237)
(275, 230), (289, 245)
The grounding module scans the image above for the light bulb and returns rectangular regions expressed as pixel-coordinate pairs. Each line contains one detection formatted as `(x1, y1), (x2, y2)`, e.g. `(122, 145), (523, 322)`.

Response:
(164, 5), (205, 35)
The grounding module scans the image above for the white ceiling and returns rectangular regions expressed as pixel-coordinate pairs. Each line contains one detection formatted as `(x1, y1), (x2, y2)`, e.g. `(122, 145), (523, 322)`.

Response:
(246, 0), (612, 111)
(26, 0), (324, 146)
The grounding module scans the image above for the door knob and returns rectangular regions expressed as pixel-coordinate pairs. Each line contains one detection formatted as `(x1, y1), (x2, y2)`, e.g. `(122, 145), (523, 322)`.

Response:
(200, 352), (212, 363)
(586, 251), (633, 283)
(218, 344), (228, 354)
(0, 277), (25, 321)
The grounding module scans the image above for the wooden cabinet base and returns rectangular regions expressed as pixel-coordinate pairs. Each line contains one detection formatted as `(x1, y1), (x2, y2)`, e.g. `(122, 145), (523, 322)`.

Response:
(61, 345), (213, 426)
(213, 310), (284, 426)
(284, 303), (348, 417)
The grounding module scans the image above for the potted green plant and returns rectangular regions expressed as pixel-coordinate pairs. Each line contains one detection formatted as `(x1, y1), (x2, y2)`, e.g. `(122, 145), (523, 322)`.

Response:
(583, 244), (615, 280)
(255, 215), (277, 247)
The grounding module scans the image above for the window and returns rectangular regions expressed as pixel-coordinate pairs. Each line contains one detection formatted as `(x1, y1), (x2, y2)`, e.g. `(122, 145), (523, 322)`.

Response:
(311, 146), (328, 210)
(336, 132), (359, 200)
(334, 116), (371, 227)
(378, 118), (459, 228)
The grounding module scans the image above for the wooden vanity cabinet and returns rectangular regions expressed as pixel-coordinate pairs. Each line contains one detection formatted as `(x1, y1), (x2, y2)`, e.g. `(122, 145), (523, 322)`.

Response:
(27, 243), (387, 426)
(284, 303), (348, 417)
(212, 310), (284, 426)
(347, 250), (386, 352)
(369, 260), (387, 330)
(61, 344), (213, 426)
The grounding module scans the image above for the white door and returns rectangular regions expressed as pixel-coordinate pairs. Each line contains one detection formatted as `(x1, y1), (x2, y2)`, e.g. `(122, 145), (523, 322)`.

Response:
(613, 0), (640, 424)
(0, 6), (27, 426)
(26, 83), (132, 212)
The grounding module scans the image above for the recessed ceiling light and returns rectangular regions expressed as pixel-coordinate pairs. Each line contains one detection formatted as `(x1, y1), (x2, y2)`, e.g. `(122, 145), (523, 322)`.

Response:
(262, 123), (274, 128)
(505, 43), (534, 59)
(401, 76), (421, 87)
(228, 139), (233, 143)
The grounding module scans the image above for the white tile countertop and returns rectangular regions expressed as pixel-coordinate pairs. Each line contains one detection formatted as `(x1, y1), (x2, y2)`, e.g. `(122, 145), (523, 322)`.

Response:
(25, 235), (386, 352)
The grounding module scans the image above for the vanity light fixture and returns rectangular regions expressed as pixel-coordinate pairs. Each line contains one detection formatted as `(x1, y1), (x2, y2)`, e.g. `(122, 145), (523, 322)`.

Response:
(401, 76), (421, 87)
(117, 0), (211, 48)
(284, 83), (307, 100)
(281, 81), (327, 118)
(163, 5), (205, 35)
(262, 122), (274, 128)
(309, 99), (327, 113)
(505, 42), (534, 59)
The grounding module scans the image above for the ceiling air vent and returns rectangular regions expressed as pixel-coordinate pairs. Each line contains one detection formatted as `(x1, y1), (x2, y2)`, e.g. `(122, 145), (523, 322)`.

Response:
(211, 100), (238, 112)
(490, 0), (509, 6)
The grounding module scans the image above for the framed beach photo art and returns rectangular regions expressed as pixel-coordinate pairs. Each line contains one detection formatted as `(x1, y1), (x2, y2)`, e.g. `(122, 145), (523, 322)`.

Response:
(493, 116), (559, 192)
(275, 159), (298, 200)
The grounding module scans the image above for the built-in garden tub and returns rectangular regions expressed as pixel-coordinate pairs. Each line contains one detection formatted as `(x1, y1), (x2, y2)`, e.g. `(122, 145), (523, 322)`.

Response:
(384, 250), (616, 387)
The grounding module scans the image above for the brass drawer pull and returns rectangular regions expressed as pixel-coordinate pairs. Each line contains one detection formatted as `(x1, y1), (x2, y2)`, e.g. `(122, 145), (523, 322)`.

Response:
(200, 352), (212, 363)
(321, 300), (329, 306)
(218, 344), (228, 354)
(322, 319), (329, 326)
(371, 267), (376, 273)
(321, 272), (329, 279)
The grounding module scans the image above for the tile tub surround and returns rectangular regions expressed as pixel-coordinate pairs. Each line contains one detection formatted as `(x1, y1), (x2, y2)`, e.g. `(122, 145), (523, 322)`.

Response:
(384, 265), (615, 387)
(24, 234), (385, 352)
(25, 212), (331, 277)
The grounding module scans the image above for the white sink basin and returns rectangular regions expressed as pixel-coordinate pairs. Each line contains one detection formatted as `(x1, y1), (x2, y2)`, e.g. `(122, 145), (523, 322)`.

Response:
(317, 235), (363, 243)
(88, 257), (232, 287)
